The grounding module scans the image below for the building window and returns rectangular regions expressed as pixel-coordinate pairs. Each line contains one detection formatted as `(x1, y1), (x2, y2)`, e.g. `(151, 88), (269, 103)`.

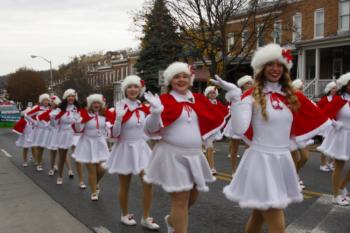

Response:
(273, 21), (282, 44)
(256, 24), (264, 48)
(339, 1), (350, 32)
(242, 30), (248, 48)
(227, 34), (235, 52)
(314, 9), (324, 38)
(293, 13), (302, 41)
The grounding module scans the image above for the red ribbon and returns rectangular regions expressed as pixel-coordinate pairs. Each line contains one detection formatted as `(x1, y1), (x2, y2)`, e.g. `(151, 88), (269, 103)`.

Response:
(269, 93), (283, 110)
(282, 49), (293, 64)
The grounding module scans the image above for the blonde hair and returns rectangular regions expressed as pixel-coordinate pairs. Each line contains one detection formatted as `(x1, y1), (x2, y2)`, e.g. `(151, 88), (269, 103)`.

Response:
(252, 66), (300, 121)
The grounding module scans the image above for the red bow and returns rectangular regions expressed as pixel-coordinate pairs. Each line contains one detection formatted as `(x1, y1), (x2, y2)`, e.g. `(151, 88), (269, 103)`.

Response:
(140, 80), (145, 87)
(282, 49), (293, 64)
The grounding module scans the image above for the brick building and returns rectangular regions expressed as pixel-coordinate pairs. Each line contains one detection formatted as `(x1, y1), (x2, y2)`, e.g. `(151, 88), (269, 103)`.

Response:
(226, 0), (350, 98)
(86, 50), (139, 103)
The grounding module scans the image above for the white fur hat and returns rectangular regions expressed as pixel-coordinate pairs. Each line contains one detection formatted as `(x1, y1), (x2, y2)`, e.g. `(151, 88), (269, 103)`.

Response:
(337, 72), (350, 90)
(292, 79), (303, 90)
(87, 94), (105, 108)
(324, 81), (337, 94)
(163, 62), (193, 86)
(251, 43), (293, 74)
(204, 86), (218, 97)
(63, 88), (78, 100)
(121, 75), (146, 97)
(237, 75), (253, 87)
(38, 93), (50, 103)
(50, 95), (61, 106)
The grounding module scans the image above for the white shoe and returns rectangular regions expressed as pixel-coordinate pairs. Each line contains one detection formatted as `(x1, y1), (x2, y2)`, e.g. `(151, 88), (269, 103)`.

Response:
(164, 215), (175, 233)
(36, 165), (43, 171)
(79, 182), (87, 189)
(299, 179), (305, 190)
(333, 195), (350, 206)
(237, 154), (241, 158)
(211, 168), (217, 175)
(48, 169), (55, 176)
(227, 154), (231, 158)
(56, 178), (63, 185)
(121, 214), (137, 226)
(53, 165), (58, 171)
(141, 217), (160, 230)
(328, 163), (335, 171)
(68, 170), (74, 178)
(22, 162), (28, 167)
(320, 165), (332, 172)
(91, 193), (98, 201)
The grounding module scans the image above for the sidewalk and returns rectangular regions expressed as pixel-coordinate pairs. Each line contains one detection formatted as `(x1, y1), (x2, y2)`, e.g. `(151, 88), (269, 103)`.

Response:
(0, 151), (92, 233)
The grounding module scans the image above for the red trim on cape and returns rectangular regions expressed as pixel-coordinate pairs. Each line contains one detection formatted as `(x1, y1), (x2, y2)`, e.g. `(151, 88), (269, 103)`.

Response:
(13, 117), (27, 135)
(37, 109), (51, 122)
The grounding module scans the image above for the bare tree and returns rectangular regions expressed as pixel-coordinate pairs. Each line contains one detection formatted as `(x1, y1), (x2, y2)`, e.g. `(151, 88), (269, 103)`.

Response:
(166, 0), (290, 79)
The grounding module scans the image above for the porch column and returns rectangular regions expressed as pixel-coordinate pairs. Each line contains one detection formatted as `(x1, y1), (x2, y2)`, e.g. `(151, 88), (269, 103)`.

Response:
(315, 48), (320, 97)
(297, 49), (305, 81)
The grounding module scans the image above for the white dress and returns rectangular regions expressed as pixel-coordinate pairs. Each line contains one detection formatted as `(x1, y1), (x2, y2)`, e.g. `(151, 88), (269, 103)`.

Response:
(143, 91), (216, 193)
(318, 94), (350, 160)
(46, 109), (60, 150)
(72, 113), (110, 163)
(15, 120), (33, 148)
(223, 82), (303, 210)
(54, 105), (79, 150)
(28, 107), (50, 148)
(106, 99), (152, 175)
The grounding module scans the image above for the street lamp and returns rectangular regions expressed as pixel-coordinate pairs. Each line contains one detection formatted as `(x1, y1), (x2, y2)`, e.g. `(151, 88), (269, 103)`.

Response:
(31, 55), (53, 93)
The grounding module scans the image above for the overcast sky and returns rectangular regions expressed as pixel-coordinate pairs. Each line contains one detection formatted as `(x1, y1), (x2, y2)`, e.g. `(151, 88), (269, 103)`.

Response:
(0, 0), (144, 75)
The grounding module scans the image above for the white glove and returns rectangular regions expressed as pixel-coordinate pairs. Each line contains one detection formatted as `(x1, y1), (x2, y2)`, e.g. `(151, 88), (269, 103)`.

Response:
(115, 100), (127, 119)
(332, 120), (343, 130)
(210, 75), (242, 102)
(73, 111), (82, 123)
(144, 91), (164, 114)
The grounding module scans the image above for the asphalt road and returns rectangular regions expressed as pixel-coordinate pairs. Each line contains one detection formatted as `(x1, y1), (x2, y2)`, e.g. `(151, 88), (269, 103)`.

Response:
(0, 128), (349, 233)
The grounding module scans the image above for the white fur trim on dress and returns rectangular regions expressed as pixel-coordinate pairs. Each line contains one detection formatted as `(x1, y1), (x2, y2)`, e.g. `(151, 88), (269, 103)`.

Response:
(121, 75), (146, 97)
(251, 43), (293, 74)
(292, 79), (303, 90)
(39, 93), (50, 103)
(324, 81), (337, 94)
(87, 94), (105, 108)
(50, 95), (61, 106)
(204, 86), (218, 97)
(163, 62), (192, 86)
(337, 72), (350, 90)
(63, 88), (78, 100)
(237, 75), (253, 88)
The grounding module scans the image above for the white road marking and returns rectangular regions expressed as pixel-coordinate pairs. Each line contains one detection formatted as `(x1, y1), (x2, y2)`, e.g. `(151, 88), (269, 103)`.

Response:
(1, 149), (13, 158)
(93, 226), (112, 233)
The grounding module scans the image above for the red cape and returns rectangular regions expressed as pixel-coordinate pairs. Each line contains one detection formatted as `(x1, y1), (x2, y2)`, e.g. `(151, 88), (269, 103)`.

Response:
(13, 117), (27, 135)
(323, 95), (348, 120)
(160, 93), (225, 139)
(37, 109), (51, 122)
(316, 96), (330, 110)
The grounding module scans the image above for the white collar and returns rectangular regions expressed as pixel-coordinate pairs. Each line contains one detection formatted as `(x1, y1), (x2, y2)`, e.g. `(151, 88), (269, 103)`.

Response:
(170, 90), (195, 103)
(66, 104), (76, 111)
(210, 99), (217, 104)
(263, 81), (285, 96)
(327, 95), (333, 102)
(125, 98), (140, 111)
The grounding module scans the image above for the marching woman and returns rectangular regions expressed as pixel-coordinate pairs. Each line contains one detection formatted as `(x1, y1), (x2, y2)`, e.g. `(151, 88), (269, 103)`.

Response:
(224, 75), (253, 175)
(45, 95), (62, 176)
(215, 44), (330, 233)
(318, 73), (350, 206)
(27, 93), (51, 171)
(317, 81), (337, 172)
(54, 89), (85, 187)
(106, 75), (159, 230)
(203, 86), (229, 174)
(72, 94), (109, 201)
(13, 106), (34, 167)
(143, 62), (225, 233)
